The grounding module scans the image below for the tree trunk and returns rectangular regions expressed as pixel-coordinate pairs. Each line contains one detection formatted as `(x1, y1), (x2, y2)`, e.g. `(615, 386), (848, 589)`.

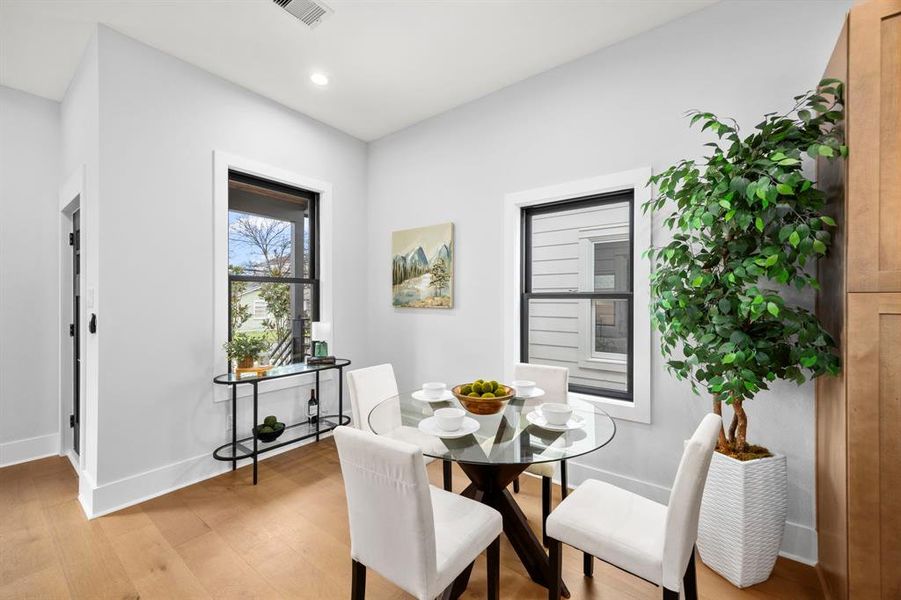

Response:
(712, 394), (729, 452)
(728, 410), (739, 443)
(732, 399), (748, 452)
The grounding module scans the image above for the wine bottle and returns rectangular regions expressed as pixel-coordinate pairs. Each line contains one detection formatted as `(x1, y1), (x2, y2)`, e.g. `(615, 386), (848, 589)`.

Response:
(307, 389), (319, 424)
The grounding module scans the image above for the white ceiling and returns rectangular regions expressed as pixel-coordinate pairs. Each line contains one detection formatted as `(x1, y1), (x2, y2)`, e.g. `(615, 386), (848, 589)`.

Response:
(0, 0), (715, 141)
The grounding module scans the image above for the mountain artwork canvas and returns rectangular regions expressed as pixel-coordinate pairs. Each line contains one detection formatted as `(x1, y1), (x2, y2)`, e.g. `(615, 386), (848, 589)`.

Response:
(392, 223), (454, 308)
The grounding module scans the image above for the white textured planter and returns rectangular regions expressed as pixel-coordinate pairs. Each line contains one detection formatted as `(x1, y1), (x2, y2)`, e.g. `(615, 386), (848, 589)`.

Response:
(696, 451), (787, 588)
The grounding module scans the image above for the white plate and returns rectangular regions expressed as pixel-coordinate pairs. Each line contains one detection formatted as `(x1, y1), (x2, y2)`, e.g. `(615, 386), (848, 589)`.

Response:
(412, 390), (456, 403)
(514, 387), (545, 399)
(418, 416), (480, 439)
(526, 410), (586, 432)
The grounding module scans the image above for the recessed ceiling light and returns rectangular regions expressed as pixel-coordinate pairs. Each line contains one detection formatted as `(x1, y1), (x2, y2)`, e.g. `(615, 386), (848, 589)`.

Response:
(310, 73), (329, 86)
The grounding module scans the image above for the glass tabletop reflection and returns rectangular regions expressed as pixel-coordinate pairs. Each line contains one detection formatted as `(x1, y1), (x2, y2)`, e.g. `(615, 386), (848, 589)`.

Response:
(367, 391), (616, 466)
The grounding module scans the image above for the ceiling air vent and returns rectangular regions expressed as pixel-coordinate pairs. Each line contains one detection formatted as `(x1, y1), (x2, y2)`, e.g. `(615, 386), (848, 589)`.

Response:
(273, 0), (333, 29)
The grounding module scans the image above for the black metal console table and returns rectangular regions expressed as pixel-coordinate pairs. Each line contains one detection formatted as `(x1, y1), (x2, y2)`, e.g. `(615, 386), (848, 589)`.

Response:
(212, 359), (351, 484)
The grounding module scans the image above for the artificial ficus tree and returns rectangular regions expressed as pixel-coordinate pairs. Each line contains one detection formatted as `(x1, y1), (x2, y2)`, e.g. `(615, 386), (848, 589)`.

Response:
(644, 79), (844, 458)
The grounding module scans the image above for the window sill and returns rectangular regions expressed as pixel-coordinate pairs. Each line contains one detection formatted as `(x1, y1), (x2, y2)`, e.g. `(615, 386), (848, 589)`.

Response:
(213, 369), (336, 403)
(570, 390), (650, 424)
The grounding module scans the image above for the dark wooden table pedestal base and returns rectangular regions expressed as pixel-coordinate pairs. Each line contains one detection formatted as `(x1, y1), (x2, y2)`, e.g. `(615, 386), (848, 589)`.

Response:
(446, 462), (570, 599)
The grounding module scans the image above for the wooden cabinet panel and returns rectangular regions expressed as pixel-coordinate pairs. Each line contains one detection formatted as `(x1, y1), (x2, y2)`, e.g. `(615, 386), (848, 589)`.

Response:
(816, 18), (849, 600)
(847, 1), (901, 292)
(847, 293), (901, 599)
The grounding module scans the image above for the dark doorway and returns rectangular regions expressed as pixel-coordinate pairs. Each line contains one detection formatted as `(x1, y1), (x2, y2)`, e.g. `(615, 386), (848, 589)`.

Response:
(71, 210), (80, 455)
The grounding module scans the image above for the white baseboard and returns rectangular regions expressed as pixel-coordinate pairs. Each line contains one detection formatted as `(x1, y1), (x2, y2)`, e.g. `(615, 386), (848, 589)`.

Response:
(83, 428), (339, 519)
(779, 522), (818, 565)
(563, 459), (818, 565)
(0, 432), (60, 467)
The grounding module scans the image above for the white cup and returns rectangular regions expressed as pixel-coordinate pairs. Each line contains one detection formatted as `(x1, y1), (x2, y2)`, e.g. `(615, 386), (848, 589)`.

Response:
(512, 379), (536, 397)
(422, 382), (446, 399)
(434, 408), (465, 432)
(540, 403), (573, 426)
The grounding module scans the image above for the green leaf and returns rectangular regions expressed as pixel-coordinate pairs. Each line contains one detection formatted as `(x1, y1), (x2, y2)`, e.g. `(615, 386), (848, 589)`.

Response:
(767, 302), (779, 317)
(776, 183), (794, 195)
(778, 158), (800, 166)
(789, 231), (801, 247)
(818, 145), (834, 157)
(778, 225), (793, 242)
(801, 355), (818, 368)
(718, 199), (731, 210)
(820, 215), (836, 227)
(723, 353), (737, 364)
(813, 239), (827, 254)
(755, 217), (764, 232)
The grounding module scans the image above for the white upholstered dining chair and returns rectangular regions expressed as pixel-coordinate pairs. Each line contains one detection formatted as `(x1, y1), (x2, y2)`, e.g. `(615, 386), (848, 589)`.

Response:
(334, 426), (502, 600)
(347, 363), (452, 490)
(511, 362), (569, 545)
(545, 413), (722, 600)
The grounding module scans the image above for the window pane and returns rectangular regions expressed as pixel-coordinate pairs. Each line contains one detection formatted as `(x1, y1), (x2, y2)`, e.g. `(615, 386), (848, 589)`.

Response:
(593, 299), (629, 355)
(228, 174), (312, 279)
(526, 298), (627, 394)
(593, 240), (630, 292)
(228, 211), (297, 277)
(529, 199), (629, 293)
(229, 280), (313, 365)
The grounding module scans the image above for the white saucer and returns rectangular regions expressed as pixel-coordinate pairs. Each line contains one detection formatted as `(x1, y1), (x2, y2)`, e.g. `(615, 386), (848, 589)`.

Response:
(412, 390), (456, 403)
(526, 410), (586, 432)
(514, 387), (545, 399)
(418, 416), (480, 439)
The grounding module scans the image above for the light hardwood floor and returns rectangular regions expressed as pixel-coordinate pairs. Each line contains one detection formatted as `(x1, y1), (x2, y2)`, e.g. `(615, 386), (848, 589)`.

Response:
(1, 439), (824, 600)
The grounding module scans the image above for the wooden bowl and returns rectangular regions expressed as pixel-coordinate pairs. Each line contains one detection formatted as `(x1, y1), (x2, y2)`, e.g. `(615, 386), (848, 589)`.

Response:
(452, 384), (515, 415)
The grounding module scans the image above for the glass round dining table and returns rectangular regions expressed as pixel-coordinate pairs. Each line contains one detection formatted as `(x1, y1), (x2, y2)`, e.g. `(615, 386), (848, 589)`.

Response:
(368, 391), (615, 598)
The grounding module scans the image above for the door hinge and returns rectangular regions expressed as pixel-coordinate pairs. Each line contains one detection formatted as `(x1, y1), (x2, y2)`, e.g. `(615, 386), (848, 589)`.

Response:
(69, 323), (75, 337)
(69, 233), (74, 246)
(69, 414), (75, 428)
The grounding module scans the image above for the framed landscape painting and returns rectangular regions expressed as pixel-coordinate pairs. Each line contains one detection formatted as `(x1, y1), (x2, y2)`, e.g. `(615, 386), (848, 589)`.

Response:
(392, 222), (454, 308)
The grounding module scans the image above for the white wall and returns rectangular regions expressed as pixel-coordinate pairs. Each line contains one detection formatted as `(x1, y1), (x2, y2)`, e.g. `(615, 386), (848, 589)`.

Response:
(0, 87), (61, 466)
(366, 0), (852, 563)
(88, 28), (369, 507)
(59, 33), (101, 488)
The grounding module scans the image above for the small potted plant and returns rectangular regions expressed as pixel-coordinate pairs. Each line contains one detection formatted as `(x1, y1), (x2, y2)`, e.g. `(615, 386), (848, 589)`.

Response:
(644, 79), (844, 587)
(223, 333), (270, 370)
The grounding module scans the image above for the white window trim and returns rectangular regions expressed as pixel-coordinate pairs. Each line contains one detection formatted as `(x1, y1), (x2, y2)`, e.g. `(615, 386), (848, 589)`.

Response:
(503, 167), (652, 424)
(212, 151), (334, 402)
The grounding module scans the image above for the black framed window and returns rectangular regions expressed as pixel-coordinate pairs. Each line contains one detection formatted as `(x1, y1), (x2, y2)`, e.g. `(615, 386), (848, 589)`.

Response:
(227, 171), (319, 368)
(521, 191), (633, 400)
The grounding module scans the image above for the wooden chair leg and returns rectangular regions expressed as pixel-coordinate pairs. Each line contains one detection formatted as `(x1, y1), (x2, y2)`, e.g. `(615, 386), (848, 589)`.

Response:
(513, 476), (520, 493)
(560, 461), (568, 499)
(662, 588), (679, 600)
(351, 560), (366, 600)
(541, 476), (552, 547)
(583, 552), (593, 577)
(547, 537), (562, 600)
(683, 546), (698, 600)
(487, 536), (500, 600)
(443, 460), (452, 491)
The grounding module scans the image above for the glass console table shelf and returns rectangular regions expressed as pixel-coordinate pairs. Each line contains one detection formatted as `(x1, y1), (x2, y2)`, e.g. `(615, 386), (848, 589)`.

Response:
(212, 416), (344, 461)
(213, 358), (351, 484)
